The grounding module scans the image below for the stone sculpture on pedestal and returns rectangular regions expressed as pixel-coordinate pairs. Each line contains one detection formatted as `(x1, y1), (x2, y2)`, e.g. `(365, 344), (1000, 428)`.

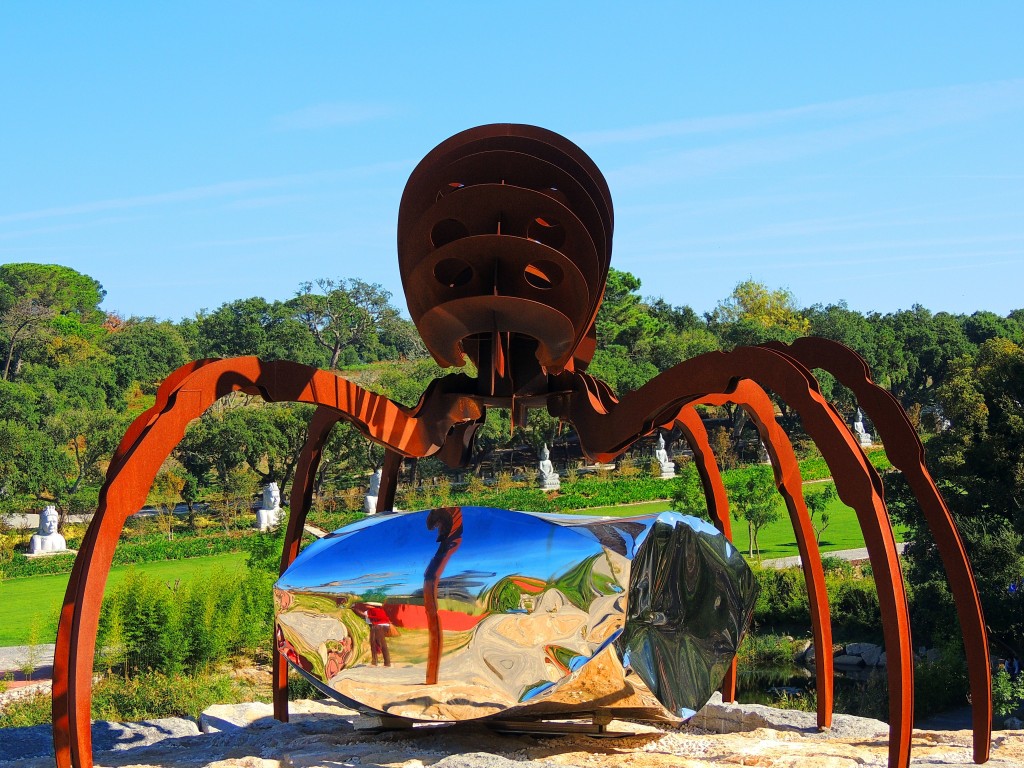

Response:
(537, 443), (560, 490)
(29, 505), (67, 555)
(255, 482), (282, 530)
(655, 433), (676, 478)
(364, 468), (382, 514)
(853, 407), (873, 447)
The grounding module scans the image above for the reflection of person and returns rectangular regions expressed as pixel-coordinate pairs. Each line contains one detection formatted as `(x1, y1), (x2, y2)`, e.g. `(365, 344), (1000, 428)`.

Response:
(354, 602), (392, 666)
(29, 506), (67, 554)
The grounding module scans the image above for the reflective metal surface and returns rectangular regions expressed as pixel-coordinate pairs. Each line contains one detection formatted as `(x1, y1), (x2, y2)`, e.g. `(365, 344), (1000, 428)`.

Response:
(617, 513), (759, 718)
(274, 506), (757, 721)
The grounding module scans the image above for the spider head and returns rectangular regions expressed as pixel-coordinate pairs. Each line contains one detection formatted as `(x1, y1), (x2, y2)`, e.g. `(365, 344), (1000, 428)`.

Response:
(398, 125), (613, 382)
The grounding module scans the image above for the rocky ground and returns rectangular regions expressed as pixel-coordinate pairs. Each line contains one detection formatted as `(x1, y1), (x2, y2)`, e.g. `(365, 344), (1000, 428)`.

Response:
(2, 694), (1022, 768)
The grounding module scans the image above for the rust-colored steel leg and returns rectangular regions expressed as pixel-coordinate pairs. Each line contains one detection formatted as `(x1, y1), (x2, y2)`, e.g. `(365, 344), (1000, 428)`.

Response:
(273, 407), (343, 722)
(674, 409), (738, 701)
(54, 363), (221, 768)
(53, 357), (480, 768)
(772, 337), (992, 763)
(377, 448), (403, 513)
(564, 345), (914, 768)
(692, 381), (834, 729)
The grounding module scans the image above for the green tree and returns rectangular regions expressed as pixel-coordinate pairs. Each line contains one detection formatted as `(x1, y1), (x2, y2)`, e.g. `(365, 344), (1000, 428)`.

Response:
(149, 468), (186, 541)
(594, 269), (660, 351)
(887, 337), (1024, 651)
(293, 278), (421, 367)
(187, 297), (321, 364)
(806, 483), (837, 545)
(0, 264), (106, 381)
(103, 319), (189, 393)
(587, 345), (658, 394)
(727, 465), (781, 562)
(670, 461), (710, 521)
(878, 306), (974, 405)
(218, 466), (259, 532)
(709, 280), (810, 348)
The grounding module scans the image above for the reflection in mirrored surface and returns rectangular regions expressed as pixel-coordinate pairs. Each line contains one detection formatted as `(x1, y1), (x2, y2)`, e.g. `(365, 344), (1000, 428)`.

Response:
(275, 507), (757, 722)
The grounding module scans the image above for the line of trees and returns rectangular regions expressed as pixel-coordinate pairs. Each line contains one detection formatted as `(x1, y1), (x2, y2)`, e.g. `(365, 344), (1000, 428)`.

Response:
(3, 262), (1023, 522)
(2, 261), (1023, 657)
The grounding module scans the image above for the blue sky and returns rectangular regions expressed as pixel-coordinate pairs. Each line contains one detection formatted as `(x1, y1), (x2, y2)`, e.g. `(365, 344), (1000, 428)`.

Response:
(2, 4), (1022, 321)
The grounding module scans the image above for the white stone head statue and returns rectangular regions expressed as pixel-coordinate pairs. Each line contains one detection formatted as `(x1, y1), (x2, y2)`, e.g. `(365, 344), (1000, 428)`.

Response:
(263, 482), (281, 510)
(657, 433), (666, 451)
(540, 443), (550, 461)
(39, 505), (59, 536)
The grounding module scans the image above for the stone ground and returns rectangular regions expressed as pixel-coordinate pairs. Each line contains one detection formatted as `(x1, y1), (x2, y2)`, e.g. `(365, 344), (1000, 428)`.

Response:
(1, 695), (1022, 768)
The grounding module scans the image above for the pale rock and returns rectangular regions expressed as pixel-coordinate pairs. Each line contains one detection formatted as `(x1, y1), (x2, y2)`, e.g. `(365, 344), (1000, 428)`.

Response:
(844, 642), (873, 656)
(845, 642), (883, 667)
(4, 697), (1024, 768)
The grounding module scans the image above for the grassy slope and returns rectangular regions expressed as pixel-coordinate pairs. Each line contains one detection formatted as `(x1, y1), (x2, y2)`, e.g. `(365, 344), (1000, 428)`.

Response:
(0, 552), (246, 647)
(1, 478), (902, 646)
(578, 482), (906, 560)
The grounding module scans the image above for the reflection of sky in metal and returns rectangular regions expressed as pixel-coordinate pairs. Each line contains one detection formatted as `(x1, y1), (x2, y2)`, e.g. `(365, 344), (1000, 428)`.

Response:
(277, 507), (631, 600)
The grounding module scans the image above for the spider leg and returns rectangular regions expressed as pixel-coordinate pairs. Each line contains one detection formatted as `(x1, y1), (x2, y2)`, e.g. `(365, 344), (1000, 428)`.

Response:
(53, 358), (481, 768)
(671, 408), (738, 701)
(562, 346), (913, 768)
(676, 379), (834, 729)
(273, 406), (343, 722)
(768, 337), (991, 764)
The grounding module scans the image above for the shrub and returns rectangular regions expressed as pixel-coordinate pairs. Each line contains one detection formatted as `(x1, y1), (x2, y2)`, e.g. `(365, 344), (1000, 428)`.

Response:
(913, 644), (969, 718)
(820, 555), (854, 578)
(827, 575), (881, 637)
(494, 471), (514, 492)
(753, 567), (808, 626)
(0, 689), (51, 728)
(992, 669), (1024, 722)
(617, 456), (640, 478)
(96, 565), (274, 677)
(738, 632), (798, 668)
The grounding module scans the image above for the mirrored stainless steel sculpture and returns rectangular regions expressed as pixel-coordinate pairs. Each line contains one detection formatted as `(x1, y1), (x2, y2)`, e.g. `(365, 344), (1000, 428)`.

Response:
(56, 123), (992, 768)
(274, 507), (756, 721)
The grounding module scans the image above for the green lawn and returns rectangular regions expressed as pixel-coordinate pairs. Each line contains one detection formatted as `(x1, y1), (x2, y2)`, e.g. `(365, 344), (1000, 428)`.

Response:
(0, 552), (247, 647)
(577, 482), (907, 561)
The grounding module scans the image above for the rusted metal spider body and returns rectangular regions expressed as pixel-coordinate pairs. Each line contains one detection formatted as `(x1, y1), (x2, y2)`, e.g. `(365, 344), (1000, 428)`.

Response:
(53, 125), (990, 768)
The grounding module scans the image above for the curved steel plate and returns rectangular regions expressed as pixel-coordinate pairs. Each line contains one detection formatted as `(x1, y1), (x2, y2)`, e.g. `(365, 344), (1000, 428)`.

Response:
(274, 507), (756, 721)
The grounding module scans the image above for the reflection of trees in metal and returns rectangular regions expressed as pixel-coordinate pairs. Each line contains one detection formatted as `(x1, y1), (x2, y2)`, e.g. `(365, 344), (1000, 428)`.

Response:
(274, 507), (754, 721)
(54, 125), (991, 768)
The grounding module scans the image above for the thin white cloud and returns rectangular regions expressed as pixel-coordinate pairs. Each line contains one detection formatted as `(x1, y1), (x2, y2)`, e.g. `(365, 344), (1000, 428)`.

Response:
(577, 80), (1024, 187)
(272, 102), (396, 131)
(574, 79), (1024, 147)
(0, 161), (408, 226)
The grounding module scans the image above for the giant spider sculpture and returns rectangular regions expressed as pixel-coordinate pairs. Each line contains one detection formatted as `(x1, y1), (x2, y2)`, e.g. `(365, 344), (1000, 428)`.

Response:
(53, 125), (990, 768)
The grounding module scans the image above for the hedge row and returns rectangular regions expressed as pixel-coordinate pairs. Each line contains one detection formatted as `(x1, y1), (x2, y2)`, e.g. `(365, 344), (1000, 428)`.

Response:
(2, 533), (247, 579)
